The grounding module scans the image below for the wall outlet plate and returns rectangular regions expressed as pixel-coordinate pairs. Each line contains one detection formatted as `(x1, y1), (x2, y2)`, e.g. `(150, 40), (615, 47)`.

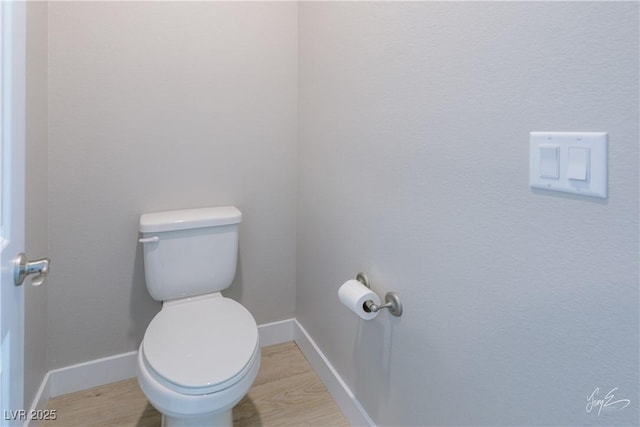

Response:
(529, 132), (608, 198)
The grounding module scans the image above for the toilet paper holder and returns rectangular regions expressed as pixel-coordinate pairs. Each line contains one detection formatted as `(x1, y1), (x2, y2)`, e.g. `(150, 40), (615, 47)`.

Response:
(356, 273), (403, 317)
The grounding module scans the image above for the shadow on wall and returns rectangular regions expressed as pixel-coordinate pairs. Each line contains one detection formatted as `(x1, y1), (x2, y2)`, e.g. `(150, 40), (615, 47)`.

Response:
(223, 255), (245, 304)
(352, 316), (396, 423)
(130, 240), (161, 343)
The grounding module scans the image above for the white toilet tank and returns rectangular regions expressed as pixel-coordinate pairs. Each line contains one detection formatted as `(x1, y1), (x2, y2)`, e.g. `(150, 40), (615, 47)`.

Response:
(139, 206), (242, 301)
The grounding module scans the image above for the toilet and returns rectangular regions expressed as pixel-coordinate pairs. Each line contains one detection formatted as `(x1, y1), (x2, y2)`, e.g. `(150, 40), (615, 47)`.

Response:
(136, 206), (260, 427)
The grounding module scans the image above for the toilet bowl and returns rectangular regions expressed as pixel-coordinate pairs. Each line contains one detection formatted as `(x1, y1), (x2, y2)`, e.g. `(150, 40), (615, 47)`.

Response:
(136, 294), (259, 426)
(136, 206), (259, 426)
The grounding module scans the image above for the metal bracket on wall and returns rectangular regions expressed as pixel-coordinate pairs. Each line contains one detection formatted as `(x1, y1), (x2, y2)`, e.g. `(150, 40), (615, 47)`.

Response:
(356, 272), (403, 317)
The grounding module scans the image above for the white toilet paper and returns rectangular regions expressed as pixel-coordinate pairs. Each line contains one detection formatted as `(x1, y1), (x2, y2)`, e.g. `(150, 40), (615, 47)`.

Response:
(338, 279), (381, 320)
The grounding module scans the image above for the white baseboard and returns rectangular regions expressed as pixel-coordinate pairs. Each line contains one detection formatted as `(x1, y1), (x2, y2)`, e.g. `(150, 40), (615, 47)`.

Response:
(258, 317), (296, 346)
(25, 317), (372, 427)
(24, 372), (50, 427)
(49, 351), (139, 398)
(24, 351), (137, 427)
(293, 320), (375, 427)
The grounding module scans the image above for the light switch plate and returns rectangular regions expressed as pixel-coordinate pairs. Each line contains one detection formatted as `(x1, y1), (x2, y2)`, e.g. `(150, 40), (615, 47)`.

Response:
(529, 132), (607, 198)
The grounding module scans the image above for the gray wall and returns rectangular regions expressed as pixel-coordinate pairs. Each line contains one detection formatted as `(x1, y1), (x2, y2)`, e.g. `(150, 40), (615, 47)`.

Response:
(297, 2), (639, 426)
(30, 3), (640, 426)
(25, 1), (49, 407)
(47, 2), (298, 368)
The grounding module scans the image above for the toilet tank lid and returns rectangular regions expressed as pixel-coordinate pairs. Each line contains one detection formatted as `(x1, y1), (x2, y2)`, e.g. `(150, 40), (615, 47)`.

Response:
(140, 206), (242, 233)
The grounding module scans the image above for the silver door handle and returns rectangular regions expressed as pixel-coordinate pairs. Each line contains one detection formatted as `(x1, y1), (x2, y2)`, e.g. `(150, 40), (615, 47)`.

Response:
(14, 253), (50, 286)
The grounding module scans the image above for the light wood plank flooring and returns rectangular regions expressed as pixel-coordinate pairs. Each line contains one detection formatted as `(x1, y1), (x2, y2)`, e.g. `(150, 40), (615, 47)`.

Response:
(44, 342), (349, 427)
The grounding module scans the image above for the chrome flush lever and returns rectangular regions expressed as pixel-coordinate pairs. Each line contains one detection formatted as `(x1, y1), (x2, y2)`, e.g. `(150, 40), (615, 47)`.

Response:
(14, 253), (50, 286)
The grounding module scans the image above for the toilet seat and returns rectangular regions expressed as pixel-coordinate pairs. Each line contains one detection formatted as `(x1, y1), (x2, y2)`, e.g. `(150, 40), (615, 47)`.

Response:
(142, 295), (258, 395)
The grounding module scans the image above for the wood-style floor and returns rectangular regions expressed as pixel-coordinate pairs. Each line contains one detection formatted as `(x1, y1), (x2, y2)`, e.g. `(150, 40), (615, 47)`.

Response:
(44, 342), (349, 427)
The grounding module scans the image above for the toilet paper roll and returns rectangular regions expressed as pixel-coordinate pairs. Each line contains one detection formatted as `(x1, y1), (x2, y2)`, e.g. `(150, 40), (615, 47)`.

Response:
(338, 279), (381, 320)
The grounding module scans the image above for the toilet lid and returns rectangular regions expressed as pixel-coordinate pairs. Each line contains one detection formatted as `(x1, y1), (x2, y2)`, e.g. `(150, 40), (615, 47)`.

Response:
(142, 296), (258, 392)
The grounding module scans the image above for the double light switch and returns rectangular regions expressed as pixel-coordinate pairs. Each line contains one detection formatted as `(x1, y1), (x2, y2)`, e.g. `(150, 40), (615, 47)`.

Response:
(529, 132), (607, 198)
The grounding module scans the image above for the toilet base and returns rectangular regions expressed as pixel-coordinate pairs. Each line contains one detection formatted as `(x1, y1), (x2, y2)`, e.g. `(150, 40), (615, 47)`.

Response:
(161, 409), (232, 427)
(137, 342), (260, 427)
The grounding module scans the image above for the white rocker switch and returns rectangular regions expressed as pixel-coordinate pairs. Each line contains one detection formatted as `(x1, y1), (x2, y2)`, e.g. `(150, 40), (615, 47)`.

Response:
(539, 145), (559, 179)
(530, 132), (607, 198)
(567, 147), (589, 181)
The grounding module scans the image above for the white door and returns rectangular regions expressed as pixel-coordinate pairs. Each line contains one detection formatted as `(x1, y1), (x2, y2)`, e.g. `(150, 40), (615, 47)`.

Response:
(0, 2), (26, 424)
